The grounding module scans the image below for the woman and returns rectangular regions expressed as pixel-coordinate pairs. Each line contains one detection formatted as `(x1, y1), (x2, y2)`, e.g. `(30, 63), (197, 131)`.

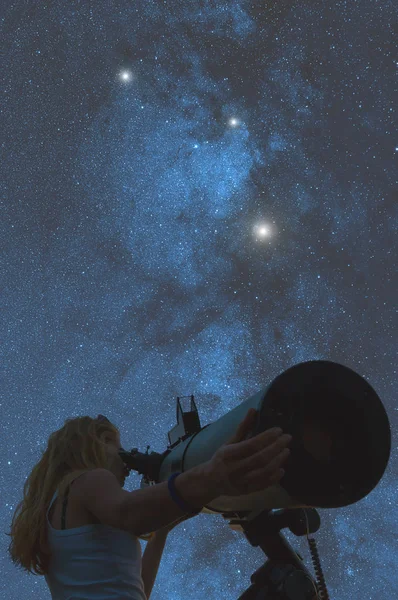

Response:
(7, 409), (292, 598)
(6, 414), (164, 599)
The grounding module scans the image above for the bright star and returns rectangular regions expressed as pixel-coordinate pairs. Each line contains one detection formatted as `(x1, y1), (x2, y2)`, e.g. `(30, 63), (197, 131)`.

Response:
(119, 70), (133, 82)
(254, 223), (273, 240)
(229, 118), (240, 127)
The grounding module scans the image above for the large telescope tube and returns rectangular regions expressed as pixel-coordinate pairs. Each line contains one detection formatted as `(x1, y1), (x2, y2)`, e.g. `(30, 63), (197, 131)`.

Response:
(151, 361), (391, 515)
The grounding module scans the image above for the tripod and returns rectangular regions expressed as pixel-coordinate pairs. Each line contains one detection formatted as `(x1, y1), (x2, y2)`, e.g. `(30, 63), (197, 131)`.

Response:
(224, 507), (329, 600)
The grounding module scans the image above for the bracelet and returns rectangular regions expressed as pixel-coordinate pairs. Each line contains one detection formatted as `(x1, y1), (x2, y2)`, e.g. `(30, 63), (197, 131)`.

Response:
(167, 472), (202, 515)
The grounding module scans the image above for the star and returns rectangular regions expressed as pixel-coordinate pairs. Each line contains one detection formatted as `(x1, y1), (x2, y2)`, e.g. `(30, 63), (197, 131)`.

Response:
(253, 223), (272, 240)
(119, 70), (133, 82)
(228, 117), (240, 127)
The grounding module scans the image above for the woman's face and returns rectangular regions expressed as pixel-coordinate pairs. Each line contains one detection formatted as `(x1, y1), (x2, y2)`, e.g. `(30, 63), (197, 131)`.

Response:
(104, 433), (128, 487)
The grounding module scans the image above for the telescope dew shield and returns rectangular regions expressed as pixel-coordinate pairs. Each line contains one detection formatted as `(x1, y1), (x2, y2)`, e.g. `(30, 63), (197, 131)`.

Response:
(157, 361), (391, 514)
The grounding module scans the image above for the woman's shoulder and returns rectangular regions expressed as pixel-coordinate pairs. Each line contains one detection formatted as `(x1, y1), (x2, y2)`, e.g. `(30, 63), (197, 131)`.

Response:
(57, 469), (95, 498)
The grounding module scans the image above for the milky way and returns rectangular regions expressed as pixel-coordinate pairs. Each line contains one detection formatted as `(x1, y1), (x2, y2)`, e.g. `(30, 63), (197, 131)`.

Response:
(2, 1), (397, 599)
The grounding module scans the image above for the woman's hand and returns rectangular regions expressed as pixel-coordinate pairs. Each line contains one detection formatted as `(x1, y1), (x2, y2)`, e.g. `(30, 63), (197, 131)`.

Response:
(205, 408), (292, 496)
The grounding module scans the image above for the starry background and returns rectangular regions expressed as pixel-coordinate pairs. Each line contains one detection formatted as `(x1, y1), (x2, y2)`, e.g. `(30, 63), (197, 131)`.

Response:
(1, 1), (397, 599)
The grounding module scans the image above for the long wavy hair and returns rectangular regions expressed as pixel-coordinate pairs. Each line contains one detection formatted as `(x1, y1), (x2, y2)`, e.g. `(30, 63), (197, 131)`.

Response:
(6, 415), (151, 576)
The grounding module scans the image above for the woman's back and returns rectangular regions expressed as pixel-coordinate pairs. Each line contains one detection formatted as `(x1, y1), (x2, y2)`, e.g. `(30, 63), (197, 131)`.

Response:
(45, 473), (146, 600)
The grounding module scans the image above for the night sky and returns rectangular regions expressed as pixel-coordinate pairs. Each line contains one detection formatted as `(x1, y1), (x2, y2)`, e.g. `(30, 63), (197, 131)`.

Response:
(1, 1), (397, 599)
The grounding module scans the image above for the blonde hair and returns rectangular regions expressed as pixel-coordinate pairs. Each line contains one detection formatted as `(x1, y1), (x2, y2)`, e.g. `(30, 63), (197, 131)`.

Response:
(5, 415), (153, 576)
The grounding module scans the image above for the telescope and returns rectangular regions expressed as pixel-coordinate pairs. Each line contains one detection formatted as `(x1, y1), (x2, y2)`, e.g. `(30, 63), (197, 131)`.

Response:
(118, 360), (391, 599)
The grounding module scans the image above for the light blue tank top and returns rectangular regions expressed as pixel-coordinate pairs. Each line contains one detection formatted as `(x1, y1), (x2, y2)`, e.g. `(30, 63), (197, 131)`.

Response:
(44, 478), (147, 600)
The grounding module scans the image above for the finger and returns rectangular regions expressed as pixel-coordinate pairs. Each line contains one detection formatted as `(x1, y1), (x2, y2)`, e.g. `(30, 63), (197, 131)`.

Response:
(245, 450), (290, 492)
(227, 426), (284, 460)
(231, 434), (291, 477)
(260, 433), (292, 466)
(260, 447), (290, 478)
(226, 409), (258, 445)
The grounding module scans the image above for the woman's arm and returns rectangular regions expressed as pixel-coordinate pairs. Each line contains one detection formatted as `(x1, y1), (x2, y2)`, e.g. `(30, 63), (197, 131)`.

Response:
(141, 530), (168, 599)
